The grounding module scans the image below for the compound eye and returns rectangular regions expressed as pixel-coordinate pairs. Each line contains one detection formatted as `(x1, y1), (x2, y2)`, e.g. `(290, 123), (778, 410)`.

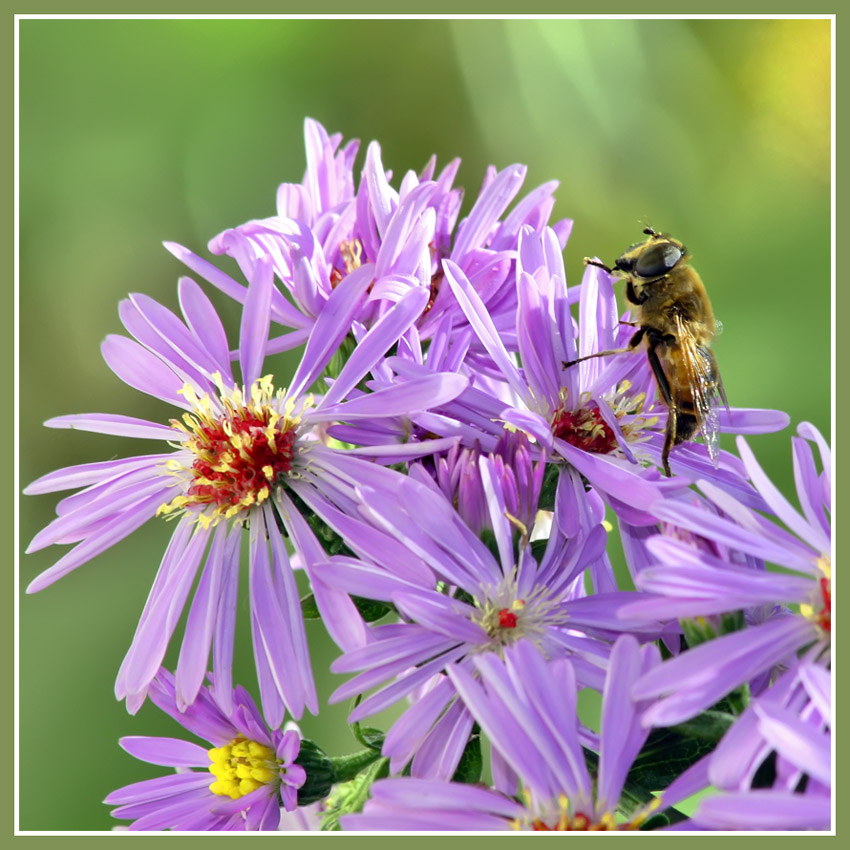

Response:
(635, 241), (683, 278)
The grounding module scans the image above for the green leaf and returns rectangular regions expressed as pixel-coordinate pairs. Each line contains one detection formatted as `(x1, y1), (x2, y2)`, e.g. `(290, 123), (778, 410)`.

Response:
(300, 593), (321, 619)
(626, 728), (715, 790)
(453, 587), (476, 606)
(303, 592), (392, 623)
(320, 757), (390, 831)
(639, 813), (671, 831)
(671, 710), (736, 742)
(352, 595), (393, 623)
(352, 724), (385, 752)
(450, 734), (482, 784)
(479, 528), (501, 563)
(680, 610), (746, 649)
(349, 695), (386, 751)
(530, 538), (548, 565)
(538, 463), (560, 511)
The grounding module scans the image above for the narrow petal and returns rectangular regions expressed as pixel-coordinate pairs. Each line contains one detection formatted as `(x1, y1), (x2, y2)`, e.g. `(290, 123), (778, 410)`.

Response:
(285, 263), (374, 400)
(175, 522), (230, 711)
(238, 255), (273, 389)
(443, 260), (529, 403)
(178, 276), (234, 382)
(320, 287), (429, 408)
(119, 736), (210, 768)
(26, 491), (166, 593)
(694, 791), (831, 831)
(316, 373), (468, 421)
(24, 454), (172, 495)
(44, 413), (184, 440)
(737, 436), (829, 554)
(754, 701), (830, 784)
(100, 334), (188, 406)
(452, 164), (525, 260)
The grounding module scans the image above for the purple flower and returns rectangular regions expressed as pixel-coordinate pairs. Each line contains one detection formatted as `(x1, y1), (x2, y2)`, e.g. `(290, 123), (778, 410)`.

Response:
(691, 662), (831, 830)
(625, 423), (831, 727)
(25, 259), (468, 723)
(440, 225), (789, 522)
(165, 119), (570, 355)
(104, 671), (305, 831)
(317, 462), (664, 781)
(343, 637), (697, 831)
(409, 430), (544, 537)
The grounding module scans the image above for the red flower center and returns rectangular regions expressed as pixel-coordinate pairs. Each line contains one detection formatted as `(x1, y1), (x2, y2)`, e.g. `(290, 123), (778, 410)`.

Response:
(532, 812), (616, 831)
(187, 412), (297, 511)
(159, 379), (302, 526)
(498, 608), (518, 629)
(817, 576), (831, 634)
(552, 404), (617, 454)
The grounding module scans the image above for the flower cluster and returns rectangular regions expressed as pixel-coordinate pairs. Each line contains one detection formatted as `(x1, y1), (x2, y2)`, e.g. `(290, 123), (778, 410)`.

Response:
(25, 119), (830, 832)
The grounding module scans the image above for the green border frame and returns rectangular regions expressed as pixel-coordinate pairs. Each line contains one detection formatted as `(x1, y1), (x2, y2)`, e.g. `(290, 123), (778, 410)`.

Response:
(7, 2), (841, 847)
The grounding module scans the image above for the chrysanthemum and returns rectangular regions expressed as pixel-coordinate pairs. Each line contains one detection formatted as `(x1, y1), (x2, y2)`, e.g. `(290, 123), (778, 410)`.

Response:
(342, 637), (697, 831)
(624, 423), (831, 727)
(25, 261), (468, 723)
(104, 671), (306, 831)
(317, 457), (665, 780)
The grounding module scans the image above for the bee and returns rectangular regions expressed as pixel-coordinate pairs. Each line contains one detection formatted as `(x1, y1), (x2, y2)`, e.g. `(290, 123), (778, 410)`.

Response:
(564, 227), (728, 477)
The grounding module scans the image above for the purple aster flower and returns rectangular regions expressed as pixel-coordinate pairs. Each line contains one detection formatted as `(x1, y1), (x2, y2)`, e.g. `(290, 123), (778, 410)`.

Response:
(25, 257), (468, 723)
(315, 459), (666, 781)
(104, 670), (306, 831)
(407, 430), (544, 538)
(625, 423), (831, 727)
(165, 119), (570, 356)
(343, 637), (698, 831)
(440, 225), (789, 517)
(690, 662), (831, 831)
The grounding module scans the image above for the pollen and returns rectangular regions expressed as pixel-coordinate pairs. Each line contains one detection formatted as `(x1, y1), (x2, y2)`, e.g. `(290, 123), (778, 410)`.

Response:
(157, 376), (300, 526)
(801, 557), (831, 637)
(208, 736), (282, 800)
(522, 791), (618, 831)
(329, 238), (363, 287)
(552, 403), (617, 454)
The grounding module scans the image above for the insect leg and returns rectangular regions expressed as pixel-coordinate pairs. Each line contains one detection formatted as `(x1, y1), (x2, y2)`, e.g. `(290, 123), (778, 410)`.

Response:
(583, 258), (613, 274)
(625, 279), (649, 305)
(645, 337), (673, 407)
(645, 336), (676, 477)
(662, 405), (676, 478)
(562, 327), (646, 370)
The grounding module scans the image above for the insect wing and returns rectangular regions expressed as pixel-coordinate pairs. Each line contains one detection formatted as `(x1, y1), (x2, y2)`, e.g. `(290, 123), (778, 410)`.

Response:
(674, 314), (723, 464)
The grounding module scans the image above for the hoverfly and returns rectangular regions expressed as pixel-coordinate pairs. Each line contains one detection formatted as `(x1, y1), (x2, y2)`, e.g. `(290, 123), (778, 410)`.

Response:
(564, 227), (728, 476)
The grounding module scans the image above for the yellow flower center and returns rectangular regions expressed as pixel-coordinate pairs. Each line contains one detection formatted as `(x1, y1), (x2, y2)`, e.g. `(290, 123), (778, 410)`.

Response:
(329, 239), (363, 287)
(208, 736), (281, 800)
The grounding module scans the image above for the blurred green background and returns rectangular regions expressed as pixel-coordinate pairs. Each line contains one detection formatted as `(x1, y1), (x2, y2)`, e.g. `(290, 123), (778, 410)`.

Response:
(19, 19), (830, 830)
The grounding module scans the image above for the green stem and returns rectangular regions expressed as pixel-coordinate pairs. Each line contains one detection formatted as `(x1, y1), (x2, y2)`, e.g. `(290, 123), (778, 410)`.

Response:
(330, 748), (384, 783)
